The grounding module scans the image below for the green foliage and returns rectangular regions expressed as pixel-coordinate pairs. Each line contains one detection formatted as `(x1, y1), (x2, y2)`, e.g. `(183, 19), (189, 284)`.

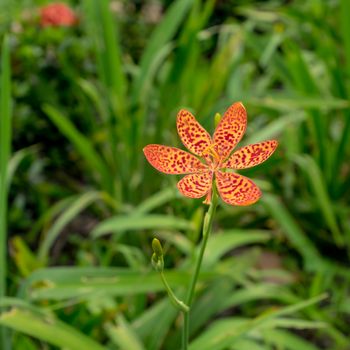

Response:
(1, 0), (350, 349)
(0, 34), (11, 350)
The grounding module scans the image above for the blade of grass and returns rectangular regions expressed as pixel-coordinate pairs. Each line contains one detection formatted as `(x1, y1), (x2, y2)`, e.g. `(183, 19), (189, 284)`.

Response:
(6, 146), (36, 188)
(11, 237), (43, 277)
(82, 0), (127, 188)
(189, 294), (327, 350)
(282, 40), (327, 172)
(340, 0), (350, 78)
(43, 104), (113, 195)
(261, 329), (323, 350)
(244, 111), (305, 145)
(294, 155), (343, 247)
(38, 191), (104, 263)
(0, 307), (106, 350)
(77, 79), (109, 122)
(248, 97), (349, 111)
(105, 315), (145, 350)
(131, 0), (195, 104)
(130, 0), (195, 181)
(333, 0), (350, 194)
(92, 214), (194, 238)
(83, 0), (126, 104)
(0, 1), (12, 32)
(25, 269), (197, 301)
(204, 230), (271, 266)
(132, 298), (178, 350)
(231, 339), (268, 350)
(133, 187), (178, 216)
(0, 34), (11, 350)
(262, 194), (324, 270)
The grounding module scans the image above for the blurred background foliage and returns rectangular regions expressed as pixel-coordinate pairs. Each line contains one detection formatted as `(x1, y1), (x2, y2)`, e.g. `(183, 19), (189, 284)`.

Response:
(0, 0), (350, 349)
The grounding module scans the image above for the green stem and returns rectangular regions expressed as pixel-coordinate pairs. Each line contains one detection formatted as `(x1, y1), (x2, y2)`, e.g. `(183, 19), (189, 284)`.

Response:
(182, 188), (218, 350)
(0, 35), (11, 350)
(160, 271), (189, 313)
(152, 238), (189, 312)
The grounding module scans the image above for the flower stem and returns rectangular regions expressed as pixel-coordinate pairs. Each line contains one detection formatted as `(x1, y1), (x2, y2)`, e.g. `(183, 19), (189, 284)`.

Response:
(182, 188), (218, 350)
(160, 271), (189, 313)
(151, 238), (189, 313)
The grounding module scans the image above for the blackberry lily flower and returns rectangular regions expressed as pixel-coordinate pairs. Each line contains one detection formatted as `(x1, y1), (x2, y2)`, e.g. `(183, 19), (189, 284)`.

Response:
(143, 102), (278, 206)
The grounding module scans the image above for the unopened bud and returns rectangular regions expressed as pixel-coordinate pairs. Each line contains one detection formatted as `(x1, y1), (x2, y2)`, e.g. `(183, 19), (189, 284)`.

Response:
(152, 238), (163, 258)
(214, 113), (222, 128)
(151, 252), (164, 272)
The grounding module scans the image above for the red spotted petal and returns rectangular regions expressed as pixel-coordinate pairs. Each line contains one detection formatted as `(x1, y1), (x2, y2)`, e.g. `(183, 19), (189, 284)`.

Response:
(143, 144), (207, 174)
(223, 140), (278, 169)
(215, 171), (261, 206)
(177, 109), (212, 157)
(213, 102), (247, 160)
(177, 172), (212, 199)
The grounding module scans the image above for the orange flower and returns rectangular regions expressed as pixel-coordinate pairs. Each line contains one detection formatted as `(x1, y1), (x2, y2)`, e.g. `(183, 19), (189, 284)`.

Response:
(40, 3), (77, 27)
(143, 102), (278, 206)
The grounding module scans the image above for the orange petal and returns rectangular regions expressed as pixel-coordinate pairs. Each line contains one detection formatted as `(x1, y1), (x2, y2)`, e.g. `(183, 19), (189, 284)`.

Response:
(213, 102), (247, 160)
(215, 171), (261, 206)
(223, 140), (278, 169)
(177, 109), (212, 157)
(177, 172), (212, 199)
(144, 145), (208, 174)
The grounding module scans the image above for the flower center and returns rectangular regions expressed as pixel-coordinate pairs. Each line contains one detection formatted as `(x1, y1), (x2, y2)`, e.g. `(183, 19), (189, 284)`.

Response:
(202, 143), (221, 170)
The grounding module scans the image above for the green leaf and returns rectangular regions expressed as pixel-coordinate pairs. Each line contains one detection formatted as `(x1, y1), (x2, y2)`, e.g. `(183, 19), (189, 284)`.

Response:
(43, 105), (113, 194)
(261, 329), (321, 350)
(0, 307), (106, 350)
(204, 230), (271, 266)
(262, 194), (323, 270)
(189, 294), (327, 350)
(132, 298), (178, 350)
(11, 237), (43, 277)
(340, 0), (350, 77)
(133, 187), (179, 216)
(131, 0), (195, 103)
(244, 111), (305, 145)
(0, 34), (11, 350)
(294, 155), (343, 247)
(38, 191), (104, 262)
(21, 267), (209, 301)
(106, 315), (145, 350)
(248, 97), (349, 111)
(7, 147), (36, 188)
(92, 214), (194, 238)
(82, 0), (127, 110)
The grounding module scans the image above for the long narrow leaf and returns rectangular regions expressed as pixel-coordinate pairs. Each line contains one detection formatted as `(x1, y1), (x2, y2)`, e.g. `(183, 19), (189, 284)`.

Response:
(0, 34), (11, 350)
(92, 214), (194, 238)
(105, 315), (145, 350)
(294, 155), (343, 246)
(262, 194), (323, 270)
(38, 191), (104, 262)
(131, 0), (195, 103)
(0, 306), (106, 350)
(43, 104), (113, 194)
(6, 147), (36, 188)
(189, 294), (326, 350)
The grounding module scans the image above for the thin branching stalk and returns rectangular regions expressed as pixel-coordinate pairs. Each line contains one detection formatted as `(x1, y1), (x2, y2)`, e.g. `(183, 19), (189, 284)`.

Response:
(182, 187), (218, 350)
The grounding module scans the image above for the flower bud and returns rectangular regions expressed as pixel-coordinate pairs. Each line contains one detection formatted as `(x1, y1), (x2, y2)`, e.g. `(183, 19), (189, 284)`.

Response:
(214, 113), (222, 128)
(151, 252), (164, 272)
(152, 238), (163, 258)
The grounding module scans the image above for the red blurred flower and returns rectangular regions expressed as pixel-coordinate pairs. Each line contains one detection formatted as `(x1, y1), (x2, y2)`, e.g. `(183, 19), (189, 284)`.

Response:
(40, 2), (77, 27)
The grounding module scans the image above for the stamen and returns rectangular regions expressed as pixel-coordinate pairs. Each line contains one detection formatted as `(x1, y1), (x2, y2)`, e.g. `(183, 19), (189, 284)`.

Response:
(202, 143), (220, 162)
(210, 147), (220, 162)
